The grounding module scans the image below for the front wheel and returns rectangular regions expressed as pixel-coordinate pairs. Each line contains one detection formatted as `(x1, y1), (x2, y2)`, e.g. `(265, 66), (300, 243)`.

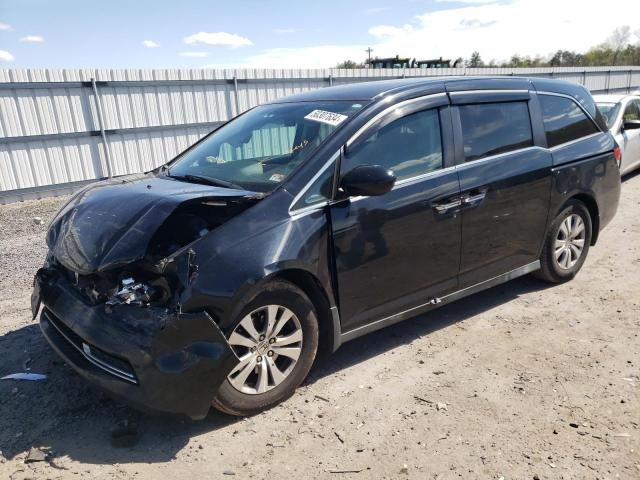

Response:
(535, 200), (592, 283)
(213, 280), (319, 416)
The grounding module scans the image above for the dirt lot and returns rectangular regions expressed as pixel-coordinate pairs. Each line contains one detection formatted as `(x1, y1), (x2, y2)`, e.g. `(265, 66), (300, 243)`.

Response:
(0, 174), (639, 480)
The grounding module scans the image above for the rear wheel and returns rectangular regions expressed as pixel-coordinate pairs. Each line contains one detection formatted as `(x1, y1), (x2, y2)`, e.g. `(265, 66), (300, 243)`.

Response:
(535, 200), (592, 283)
(213, 280), (318, 416)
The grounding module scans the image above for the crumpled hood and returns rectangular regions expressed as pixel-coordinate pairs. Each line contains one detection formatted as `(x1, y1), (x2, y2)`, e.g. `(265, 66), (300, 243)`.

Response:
(47, 173), (258, 274)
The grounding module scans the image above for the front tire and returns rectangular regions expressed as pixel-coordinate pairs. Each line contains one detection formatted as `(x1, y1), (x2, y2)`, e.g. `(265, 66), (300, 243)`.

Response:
(535, 200), (592, 283)
(213, 280), (319, 416)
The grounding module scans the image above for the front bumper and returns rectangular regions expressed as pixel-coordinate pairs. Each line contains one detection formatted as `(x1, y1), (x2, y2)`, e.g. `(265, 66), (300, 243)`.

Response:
(34, 267), (239, 419)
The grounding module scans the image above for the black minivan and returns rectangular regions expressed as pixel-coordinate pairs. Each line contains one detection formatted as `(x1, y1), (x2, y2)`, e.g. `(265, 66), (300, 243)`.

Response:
(33, 76), (621, 418)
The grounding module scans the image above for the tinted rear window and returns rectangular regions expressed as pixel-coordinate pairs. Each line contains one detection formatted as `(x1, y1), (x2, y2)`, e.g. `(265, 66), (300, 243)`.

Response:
(459, 102), (533, 162)
(540, 95), (599, 148)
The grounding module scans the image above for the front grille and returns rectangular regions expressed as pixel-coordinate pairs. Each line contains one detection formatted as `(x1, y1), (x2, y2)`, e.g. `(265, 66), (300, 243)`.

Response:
(44, 309), (138, 384)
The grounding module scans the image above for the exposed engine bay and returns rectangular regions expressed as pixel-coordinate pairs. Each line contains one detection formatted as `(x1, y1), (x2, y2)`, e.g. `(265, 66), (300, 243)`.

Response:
(146, 197), (255, 259)
(43, 173), (261, 311)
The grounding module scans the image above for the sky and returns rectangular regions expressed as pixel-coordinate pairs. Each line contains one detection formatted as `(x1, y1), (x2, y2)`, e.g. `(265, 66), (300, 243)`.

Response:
(1, 0), (640, 69)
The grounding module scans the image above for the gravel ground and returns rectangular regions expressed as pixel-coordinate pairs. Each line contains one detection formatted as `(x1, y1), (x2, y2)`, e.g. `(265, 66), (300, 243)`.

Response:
(0, 174), (639, 480)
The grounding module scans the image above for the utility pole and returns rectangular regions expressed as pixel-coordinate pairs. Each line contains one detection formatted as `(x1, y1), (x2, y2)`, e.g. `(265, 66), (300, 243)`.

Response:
(365, 47), (373, 67)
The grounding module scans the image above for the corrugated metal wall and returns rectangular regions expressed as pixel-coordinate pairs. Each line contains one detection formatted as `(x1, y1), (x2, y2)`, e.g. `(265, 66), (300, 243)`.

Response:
(1, 67), (639, 203)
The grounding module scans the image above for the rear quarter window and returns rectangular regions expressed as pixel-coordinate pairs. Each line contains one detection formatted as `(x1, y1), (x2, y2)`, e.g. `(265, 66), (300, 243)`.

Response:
(539, 95), (599, 148)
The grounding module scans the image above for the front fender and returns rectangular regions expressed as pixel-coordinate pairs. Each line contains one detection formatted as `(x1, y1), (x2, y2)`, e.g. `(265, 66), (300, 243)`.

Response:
(180, 205), (335, 332)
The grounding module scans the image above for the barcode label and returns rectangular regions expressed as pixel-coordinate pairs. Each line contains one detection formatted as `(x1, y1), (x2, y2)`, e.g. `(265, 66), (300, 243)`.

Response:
(304, 110), (348, 127)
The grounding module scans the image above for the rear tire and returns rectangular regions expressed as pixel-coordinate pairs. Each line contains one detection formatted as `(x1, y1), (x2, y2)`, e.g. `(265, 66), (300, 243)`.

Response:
(535, 200), (592, 283)
(213, 280), (318, 416)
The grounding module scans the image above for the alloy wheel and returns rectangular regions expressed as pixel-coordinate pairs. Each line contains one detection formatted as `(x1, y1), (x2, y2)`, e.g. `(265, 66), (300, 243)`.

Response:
(227, 305), (303, 395)
(554, 214), (586, 270)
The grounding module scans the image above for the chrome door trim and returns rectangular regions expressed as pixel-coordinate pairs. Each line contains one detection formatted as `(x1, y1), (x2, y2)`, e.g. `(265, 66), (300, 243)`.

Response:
(449, 89), (529, 96)
(289, 148), (456, 214)
(453, 146), (547, 171)
(548, 131), (603, 151)
(348, 164), (458, 204)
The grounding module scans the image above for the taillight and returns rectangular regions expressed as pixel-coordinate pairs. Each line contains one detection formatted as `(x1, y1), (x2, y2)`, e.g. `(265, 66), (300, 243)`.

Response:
(613, 146), (621, 166)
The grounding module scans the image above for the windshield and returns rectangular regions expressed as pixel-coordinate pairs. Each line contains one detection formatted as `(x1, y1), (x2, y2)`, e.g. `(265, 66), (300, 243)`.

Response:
(596, 102), (621, 129)
(168, 101), (364, 193)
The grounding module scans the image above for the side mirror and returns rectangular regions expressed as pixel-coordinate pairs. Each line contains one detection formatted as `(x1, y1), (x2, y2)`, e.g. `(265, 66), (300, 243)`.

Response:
(623, 119), (640, 130)
(340, 164), (396, 197)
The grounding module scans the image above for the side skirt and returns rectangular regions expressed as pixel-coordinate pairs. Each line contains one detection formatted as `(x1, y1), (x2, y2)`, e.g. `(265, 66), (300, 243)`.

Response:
(331, 260), (540, 350)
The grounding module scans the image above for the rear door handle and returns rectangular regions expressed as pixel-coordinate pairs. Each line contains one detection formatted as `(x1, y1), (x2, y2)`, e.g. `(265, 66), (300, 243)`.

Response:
(461, 190), (487, 208)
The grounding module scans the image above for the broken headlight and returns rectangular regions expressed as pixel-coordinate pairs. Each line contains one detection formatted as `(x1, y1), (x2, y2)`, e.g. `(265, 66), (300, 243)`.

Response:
(107, 277), (169, 307)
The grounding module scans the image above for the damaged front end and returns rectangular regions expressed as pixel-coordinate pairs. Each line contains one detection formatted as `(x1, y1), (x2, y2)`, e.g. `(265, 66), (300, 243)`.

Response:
(33, 174), (258, 418)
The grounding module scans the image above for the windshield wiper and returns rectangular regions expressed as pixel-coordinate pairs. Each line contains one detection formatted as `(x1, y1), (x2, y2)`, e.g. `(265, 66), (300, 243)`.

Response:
(169, 173), (244, 190)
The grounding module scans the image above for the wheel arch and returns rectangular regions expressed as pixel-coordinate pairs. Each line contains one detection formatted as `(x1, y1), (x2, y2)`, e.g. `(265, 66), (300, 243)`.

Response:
(270, 268), (339, 356)
(567, 193), (600, 245)
(224, 267), (339, 355)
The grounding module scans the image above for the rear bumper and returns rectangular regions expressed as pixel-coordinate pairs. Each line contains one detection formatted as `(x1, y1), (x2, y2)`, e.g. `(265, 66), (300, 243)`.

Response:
(35, 267), (238, 419)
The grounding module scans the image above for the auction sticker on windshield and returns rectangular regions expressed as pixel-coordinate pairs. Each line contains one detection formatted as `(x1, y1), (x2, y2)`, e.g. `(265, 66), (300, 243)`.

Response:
(304, 110), (348, 127)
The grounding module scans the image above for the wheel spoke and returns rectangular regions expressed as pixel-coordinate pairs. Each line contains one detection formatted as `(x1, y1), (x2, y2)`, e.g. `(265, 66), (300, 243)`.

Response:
(273, 329), (303, 347)
(266, 357), (286, 384)
(229, 331), (256, 349)
(256, 360), (269, 393)
(572, 218), (584, 237)
(572, 238), (585, 248)
(272, 346), (301, 361)
(554, 245), (565, 259)
(557, 249), (566, 269)
(271, 307), (294, 338)
(559, 220), (569, 239)
(239, 315), (261, 342)
(562, 249), (571, 269)
(569, 243), (582, 259)
(229, 355), (256, 390)
(265, 305), (280, 337)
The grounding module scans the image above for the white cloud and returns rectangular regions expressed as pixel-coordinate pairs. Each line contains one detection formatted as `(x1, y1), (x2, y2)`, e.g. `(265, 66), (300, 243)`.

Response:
(184, 31), (253, 48)
(0, 22), (12, 31)
(371, 0), (640, 61)
(0, 50), (15, 62)
(179, 51), (209, 58)
(227, 0), (640, 68)
(142, 40), (160, 48)
(19, 35), (44, 43)
(364, 7), (392, 15)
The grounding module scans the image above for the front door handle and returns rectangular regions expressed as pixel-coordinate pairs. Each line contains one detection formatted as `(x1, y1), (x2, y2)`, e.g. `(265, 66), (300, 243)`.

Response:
(433, 198), (462, 214)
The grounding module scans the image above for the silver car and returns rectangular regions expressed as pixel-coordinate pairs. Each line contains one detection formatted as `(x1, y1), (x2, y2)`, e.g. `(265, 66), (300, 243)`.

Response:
(594, 94), (640, 175)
